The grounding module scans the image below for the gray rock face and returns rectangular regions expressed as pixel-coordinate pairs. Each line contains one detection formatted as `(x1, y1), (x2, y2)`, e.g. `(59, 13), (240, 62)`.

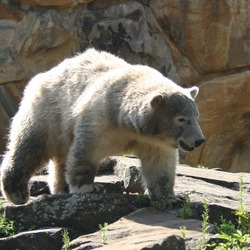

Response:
(75, 1), (180, 82)
(69, 208), (190, 250)
(4, 193), (137, 234)
(0, 228), (66, 250)
(113, 156), (144, 193)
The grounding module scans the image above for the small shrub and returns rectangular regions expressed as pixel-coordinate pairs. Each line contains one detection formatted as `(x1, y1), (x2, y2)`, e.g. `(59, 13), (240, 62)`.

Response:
(179, 192), (193, 219)
(198, 198), (210, 250)
(234, 175), (250, 234)
(196, 164), (207, 169)
(0, 202), (15, 237)
(151, 184), (173, 210)
(136, 193), (147, 207)
(152, 197), (171, 210)
(206, 175), (250, 250)
(62, 229), (70, 250)
(214, 230), (250, 250)
(99, 222), (109, 244)
(180, 225), (187, 239)
(216, 216), (236, 235)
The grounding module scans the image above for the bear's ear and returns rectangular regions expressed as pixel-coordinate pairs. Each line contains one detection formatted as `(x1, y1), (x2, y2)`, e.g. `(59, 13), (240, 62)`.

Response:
(188, 86), (199, 99)
(150, 94), (164, 109)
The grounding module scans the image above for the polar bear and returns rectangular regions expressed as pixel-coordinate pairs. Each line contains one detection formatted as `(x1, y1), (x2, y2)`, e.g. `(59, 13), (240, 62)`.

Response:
(1, 48), (205, 205)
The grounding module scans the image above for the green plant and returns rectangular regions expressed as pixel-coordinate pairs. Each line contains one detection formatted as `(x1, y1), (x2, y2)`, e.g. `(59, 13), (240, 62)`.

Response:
(62, 229), (70, 250)
(214, 230), (250, 250)
(152, 197), (171, 210)
(196, 164), (207, 169)
(206, 175), (250, 250)
(99, 222), (109, 244)
(201, 198), (210, 236)
(151, 184), (173, 210)
(234, 175), (250, 234)
(179, 192), (193, 219)
(123, 153), (136, 157)
(136, 193), (146, 206)
(0, 202), (15, 237)
(215, 216), (236, 235)
(29, 225), (37, 231)
(198, 198), (210, 250)
(180, 225), (187, 239)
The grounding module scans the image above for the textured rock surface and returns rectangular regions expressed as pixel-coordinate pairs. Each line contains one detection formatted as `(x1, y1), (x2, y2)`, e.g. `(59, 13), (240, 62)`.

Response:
(187, 71), (250, 172)
(0, 228), (66, 250)
(4, 193), (137, 233)
(113, 157), (250, 223)
(0, 1), (249, 172)
(150, 0), (250, 76)
(113, 157), (144, 193)
(1, 157), (250, 249)
(69, 208), (200, 250)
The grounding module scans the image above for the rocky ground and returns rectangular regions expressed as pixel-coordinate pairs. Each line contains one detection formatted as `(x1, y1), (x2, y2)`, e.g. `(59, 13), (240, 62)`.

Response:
(1, 0), (250, 173)
(0, 156), (250, 250)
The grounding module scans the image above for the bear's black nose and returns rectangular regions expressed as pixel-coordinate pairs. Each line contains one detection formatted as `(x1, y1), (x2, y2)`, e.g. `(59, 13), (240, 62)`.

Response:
(195, 139), (205, 147)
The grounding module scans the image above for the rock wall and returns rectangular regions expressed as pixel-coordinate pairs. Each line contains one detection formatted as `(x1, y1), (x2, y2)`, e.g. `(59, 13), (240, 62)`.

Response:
(0, 0), (249, 172)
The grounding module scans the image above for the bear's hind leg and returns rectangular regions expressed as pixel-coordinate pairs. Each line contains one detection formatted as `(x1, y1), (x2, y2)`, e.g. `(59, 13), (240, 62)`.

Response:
(48, 159), (68, 194)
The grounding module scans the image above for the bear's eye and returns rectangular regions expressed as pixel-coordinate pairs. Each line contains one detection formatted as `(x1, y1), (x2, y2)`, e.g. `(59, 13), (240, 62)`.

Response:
(175, 116), (188, 125)
(177, 117), (186, 123)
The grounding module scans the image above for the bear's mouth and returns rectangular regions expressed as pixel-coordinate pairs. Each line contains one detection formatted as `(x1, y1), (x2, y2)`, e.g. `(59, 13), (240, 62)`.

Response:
(179, 140), (194, 152)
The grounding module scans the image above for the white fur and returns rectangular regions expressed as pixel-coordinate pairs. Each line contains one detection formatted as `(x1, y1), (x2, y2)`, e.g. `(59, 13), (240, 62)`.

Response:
(0, 48), (204, 204)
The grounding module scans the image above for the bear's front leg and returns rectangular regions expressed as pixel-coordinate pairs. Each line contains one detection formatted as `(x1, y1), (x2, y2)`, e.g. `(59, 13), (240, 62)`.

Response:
(65, 126), (105, 194)
(140, 149), (178, 202)
(1, 130), (49, 205)
(1, 163), (30, 205)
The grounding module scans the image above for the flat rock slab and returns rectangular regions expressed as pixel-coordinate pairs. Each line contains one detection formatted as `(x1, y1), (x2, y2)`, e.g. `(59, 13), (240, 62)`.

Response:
(0, 228), (66, 250)
(177, 165), (250, 190)
(4, 193), (137, 234)
(112, 157), (250, 222)
(28, 174), (125, 196)
(95, 174), (125, 194)
(70, 207), (205, 250)
(175, 174), (250, 223)
(29, 175), (50, 196)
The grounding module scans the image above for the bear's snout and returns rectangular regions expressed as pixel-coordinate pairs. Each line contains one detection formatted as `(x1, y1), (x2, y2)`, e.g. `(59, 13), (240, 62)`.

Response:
(195, 138), (205, 148)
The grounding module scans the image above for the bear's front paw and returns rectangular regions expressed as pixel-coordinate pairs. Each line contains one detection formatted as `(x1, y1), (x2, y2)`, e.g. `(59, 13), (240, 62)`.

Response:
(69, 183), (106, 194)
(148, 192), (184, 210)
(2, 184), (30, 205)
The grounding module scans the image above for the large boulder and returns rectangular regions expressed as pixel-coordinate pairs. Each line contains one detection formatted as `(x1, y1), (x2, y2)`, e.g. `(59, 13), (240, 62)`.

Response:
(0, 228), (66, 250)
(4, 193), (137, 234)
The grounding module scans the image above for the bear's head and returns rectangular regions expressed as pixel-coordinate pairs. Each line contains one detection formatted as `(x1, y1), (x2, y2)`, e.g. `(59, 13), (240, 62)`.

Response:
(150, 86), (205, 152)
